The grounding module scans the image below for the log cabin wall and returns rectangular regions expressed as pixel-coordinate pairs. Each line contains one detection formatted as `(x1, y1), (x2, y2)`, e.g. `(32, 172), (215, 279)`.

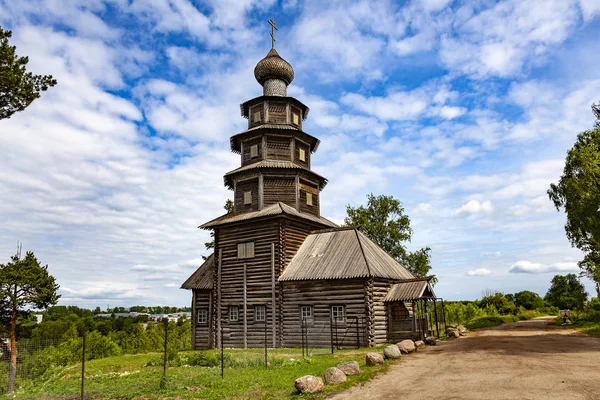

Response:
(242, 136), (263, 166)
(193, 289), (212, 349)
(263, 177), (295, 208)
(267, 101), (287, 124)
(290, 105), (302, 129)
(266, 136), (291, 161)
(234, 178), (259, 213)
(216, 220), (281, 348)
(298, 181), (319, 217)
(370, 279), (395, 345)
(249, 103), (265, 128)
(281, 279), (367, 348)
(294, 139), (310, 168)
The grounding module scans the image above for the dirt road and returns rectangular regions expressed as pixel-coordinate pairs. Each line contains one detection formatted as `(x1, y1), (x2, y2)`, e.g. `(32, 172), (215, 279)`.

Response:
(328, 317), (600, 400)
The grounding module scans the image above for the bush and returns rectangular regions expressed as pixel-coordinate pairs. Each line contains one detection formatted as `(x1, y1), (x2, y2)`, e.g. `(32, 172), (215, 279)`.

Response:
(466, 315), (518, 330)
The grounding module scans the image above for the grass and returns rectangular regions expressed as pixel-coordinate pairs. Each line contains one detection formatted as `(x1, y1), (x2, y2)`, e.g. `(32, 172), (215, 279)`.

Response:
(8, 347), (398, 399)
(570, 321), (600, 337)
(464, 310), (553, 330)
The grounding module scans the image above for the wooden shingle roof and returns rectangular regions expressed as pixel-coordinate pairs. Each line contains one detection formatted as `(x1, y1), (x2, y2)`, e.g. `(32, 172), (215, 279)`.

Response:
(200, 202), (338, 229)
(180, 254), (214, 290)
(279, 227), (414, 281)
(223, 160), (327, 189)
(383, 279), (435, 302)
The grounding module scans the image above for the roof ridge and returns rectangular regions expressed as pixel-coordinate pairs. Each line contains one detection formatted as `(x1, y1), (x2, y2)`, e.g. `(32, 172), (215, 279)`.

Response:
(355, 229), (372, 278)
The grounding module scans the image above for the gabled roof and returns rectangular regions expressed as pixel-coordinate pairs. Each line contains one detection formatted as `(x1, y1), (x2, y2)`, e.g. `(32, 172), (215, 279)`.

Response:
(180, 254), (214, 290)
(383, 279), (436, 302)
(223, 160), (327, 189)
(200, 202), (338, 229)
(279, 227), (414, 281)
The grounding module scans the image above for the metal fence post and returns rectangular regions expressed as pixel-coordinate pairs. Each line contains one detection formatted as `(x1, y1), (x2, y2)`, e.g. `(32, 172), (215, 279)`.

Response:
(334, 317), (339, 350)
(264, 317), (268, 367)
(81, 332), (86, 400)
(160, 319), (168, 389)
(355, 317), (360, 349)
(301, 318), (305, 358)
(329, 317), (334, 354)
(220, 324), (224, 378)
(434, 300), (440, 338)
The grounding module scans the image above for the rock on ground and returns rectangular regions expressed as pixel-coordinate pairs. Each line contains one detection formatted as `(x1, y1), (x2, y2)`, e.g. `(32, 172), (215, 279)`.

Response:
(384, 345), (401, 359)
(325, 367), (347, 385)
(295, 375), (324, 394)
(337, 361), (360, 376)
(397, 340), (416, 354)
(366, 352), (385, 365)
(448, 330), (460, 338)
(414, 340), (425, 349)
(424, 336), (437, 345)
(458, 325), (467, 336)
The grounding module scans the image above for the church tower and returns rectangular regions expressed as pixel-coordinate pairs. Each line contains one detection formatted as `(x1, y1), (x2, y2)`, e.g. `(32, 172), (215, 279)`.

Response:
(194, 22), (337, 349)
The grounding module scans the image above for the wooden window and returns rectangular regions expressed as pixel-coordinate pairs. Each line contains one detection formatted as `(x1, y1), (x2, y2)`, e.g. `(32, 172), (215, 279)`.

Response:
(331, 305), (345, 324)
(292, 112), (299, 125)
(197, 308), (208, 325)
(253, 111), (261, 123)
(391, 303), (410, 321)
(228, 306), (239, 322)
(243, 191), (252, 205)
(250, 144), (258, 158)
(237, 241), (255, 259)
(255, 305), (266, 322)
(300, 306), (313, 323)
(299, 148), (306, 162)
(306, 192), (313, 206)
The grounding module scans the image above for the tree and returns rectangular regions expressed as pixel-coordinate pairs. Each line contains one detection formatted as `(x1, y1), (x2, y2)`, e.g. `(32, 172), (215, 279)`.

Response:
(344, 194), (434, 280)
(204, 199), (234, 258)
(548, 108), (600, 297)
(544, 274), (587, 310)
(1, 27), (57, 120)
(0, 250), (60, 393)
(514, 290), (545, 310)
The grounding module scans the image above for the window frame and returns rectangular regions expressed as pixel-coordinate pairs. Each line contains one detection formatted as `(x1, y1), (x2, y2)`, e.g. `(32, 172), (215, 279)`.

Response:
(237, 241), (255, 259)
(228, 306), (239, 322)
(299, 305), (313, 324)
(253, 111), (261, 123)
(255, 305), (266, 322)
(292, 112), (300, 125)
(243, 191), (252, 205)
(299, 148), (306, 162)
(197, 308), (208, 325)
(331, 305), (346, 324)
(306, 192), (313, 206)
(250, 144), (258, 158)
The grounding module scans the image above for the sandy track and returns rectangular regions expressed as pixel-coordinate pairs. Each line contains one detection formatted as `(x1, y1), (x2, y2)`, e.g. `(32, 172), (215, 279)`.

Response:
(328, 317), (600, 400)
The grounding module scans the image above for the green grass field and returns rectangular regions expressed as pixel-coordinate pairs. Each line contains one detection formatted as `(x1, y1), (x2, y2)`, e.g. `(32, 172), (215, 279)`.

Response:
(8, 347), (398, 399)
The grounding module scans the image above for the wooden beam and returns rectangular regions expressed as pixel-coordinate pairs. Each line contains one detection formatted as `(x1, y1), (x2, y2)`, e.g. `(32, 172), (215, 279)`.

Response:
(243, 262), (247, 349)
(191, 290), (196, 349)
(258, 173), (264, 210)
(217, 248), (222, 348)
(271, 243), (276, 348)
(295, 175), (300, 211)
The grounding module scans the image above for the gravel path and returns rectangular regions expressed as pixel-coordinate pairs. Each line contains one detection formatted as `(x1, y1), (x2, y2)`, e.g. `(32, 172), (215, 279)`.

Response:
(327, 317), (600, 400)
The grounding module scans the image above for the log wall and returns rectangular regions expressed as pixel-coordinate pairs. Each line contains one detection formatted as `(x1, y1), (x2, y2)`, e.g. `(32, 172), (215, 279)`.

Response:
(242, 136), (263, 166)
(263, 177), (295, 208)
(266, 136), (292, 161)
(193, 289), (212, 349)
(234, 178), (259, 213)
(281, 280), (367, 348)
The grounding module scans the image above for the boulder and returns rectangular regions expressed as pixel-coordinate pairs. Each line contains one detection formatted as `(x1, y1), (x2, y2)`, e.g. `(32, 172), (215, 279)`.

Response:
(396, 340), (416, 354)
(424, 336), (437, 345)
(366, 352), (385, 365)
(414, 340), (425, 349)
(447, 323), (458, 329)
(324, 367), (347, 385)
(457, 325), (467, 336)
(295, 375), (324, 394)
(448, 330), (460, 338)
(383, 345), (401, 359)
(337, 361), (360, 376)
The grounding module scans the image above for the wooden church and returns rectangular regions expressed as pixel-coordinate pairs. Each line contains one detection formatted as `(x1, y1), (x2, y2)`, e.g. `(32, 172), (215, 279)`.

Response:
(181, 28), (436, 349)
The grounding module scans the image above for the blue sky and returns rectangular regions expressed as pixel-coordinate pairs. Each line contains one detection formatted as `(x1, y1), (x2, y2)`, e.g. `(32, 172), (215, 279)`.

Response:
(1, 0), (599, 308)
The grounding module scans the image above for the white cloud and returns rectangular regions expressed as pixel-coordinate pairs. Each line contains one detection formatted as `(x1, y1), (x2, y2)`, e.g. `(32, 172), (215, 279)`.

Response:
(439, 105), (467, 119)
(452, 200), (493, 217)
(509, 260), (579, 274)
(466, 268), (493, 276)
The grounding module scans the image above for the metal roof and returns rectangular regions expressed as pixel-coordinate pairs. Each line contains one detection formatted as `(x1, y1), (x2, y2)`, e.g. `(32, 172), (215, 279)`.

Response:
(279, 228), (415, 281)
(223, 160), (328, 189)
(200, 202), (338, 229)
(383, 280), (435, 302)
(180, 254), (214, 290)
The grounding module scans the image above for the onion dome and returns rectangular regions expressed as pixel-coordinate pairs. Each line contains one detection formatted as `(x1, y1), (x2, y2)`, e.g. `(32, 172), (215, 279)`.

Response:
(254, 48), (294, 96)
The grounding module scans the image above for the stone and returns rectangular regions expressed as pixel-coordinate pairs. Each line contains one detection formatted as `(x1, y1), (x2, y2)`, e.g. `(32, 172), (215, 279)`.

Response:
(324, 367), (347, 385)
(448, 323), (458, 328)
(295, 375), (324, 394)
(366, 352), (385, 365)
(414, 340), (425, 349)
(457, 325), (467, 335)
(424, 336), (437, 345)
(448, 330), (460, 338)
(383, 345), (401, 359)
(337, 361), (360, 376)
(396, 340), (416, 354)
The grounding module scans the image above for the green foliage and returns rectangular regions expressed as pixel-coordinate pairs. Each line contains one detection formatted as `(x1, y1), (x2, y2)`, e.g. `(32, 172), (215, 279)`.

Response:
(466, 315), (519, 329)
(345, 193), (434, 280)
(548, 123), (600, 295)
(0, 26), (57, 120)
(514, 290), (545, 310)
(478, 291), (516, 315)
(544, 274), (588, 310)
